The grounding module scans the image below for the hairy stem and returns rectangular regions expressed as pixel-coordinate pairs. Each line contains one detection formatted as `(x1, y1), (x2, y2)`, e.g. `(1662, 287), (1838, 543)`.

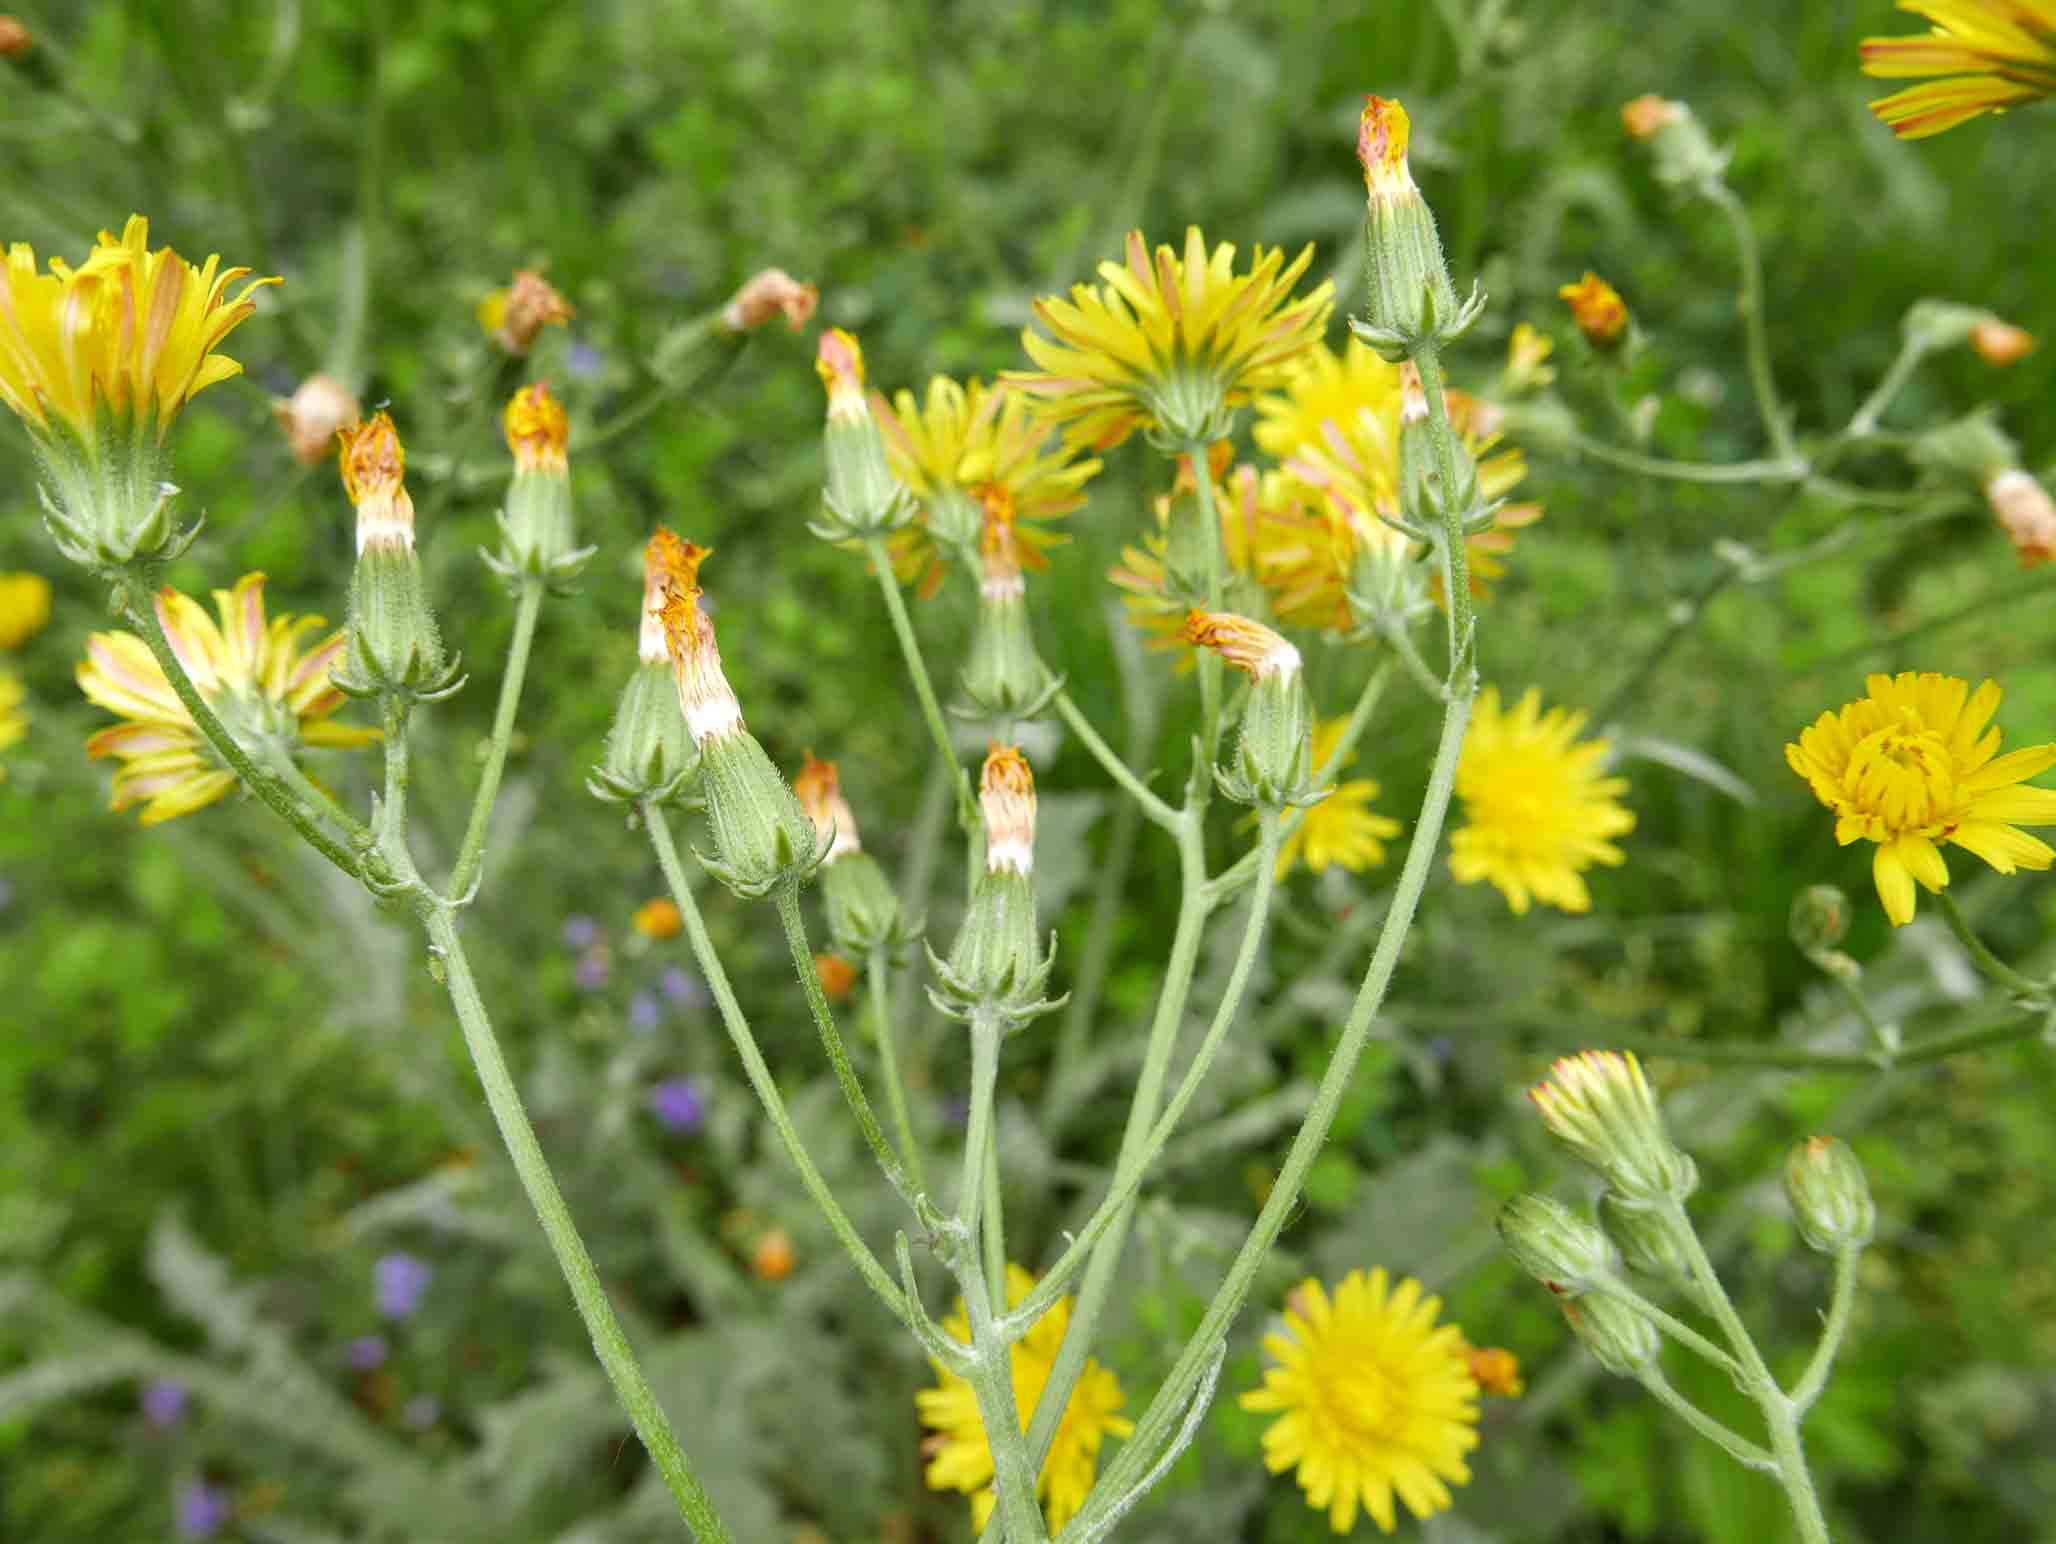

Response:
(1789, 1246), (1861, 1413)
(446, 575), (543, 899)
(864, 535), (976, 831)
(867, 945), (926, 1192)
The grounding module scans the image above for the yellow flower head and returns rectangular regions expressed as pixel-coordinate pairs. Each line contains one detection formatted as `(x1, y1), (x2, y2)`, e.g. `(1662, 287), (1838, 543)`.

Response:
(1007, 226), (1334, 451)
(0, 214), (277, 440)
(1559, 273), (1629, 350)
(915, 1264), (1132, 1534)
(640, 528), (710, 664)
(873, 376), (1101, 596)
(980, 742), (1038, 876)
(1502, 322), (1557, 392)
(338, 411), (417, 555)
(1357, 97), (1418, 201)
(1450, 686), (1634, 915)
(478, 269), (573, 354)
(1183, 608), (1300, 680)
(1785, 671), (2056, 926)
(1861, 0), (2056, 138)
(1466, 1346), (1524, 1398)
(76, 573), (377, 825)
(0, 571), (53, 650)
(794, 750), (862, 861)
(0, 669), (26, 770)
(631, 897), (684, 940)
(657, 571), (744, 745)
(1971, 317), (2037, 366)
(1240, 1268), (1480, 1535)
(1107, 449), (1264, 651)
(1277, 716), (1403, 878)
(815, 327), (867, 420)
(504, 381), (569, 473)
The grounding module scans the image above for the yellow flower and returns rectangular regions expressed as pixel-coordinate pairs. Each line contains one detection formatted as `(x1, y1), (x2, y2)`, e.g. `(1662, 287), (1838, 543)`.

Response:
(1559, 273), (1629, 350)
(1007, 226), (1334, 451)
(76, 573), (378, 825)
(0, 571), (52, 649)
(1239, 1269), (1481, 1534)
(1450, 686), (1634, 915)
(632, 897), (684, 940)
(1861, 0), (2056, 138)
(915, 1263), (1133, 1534)
(1108, 450), (1267, 655)
(872, 376), (1101, 596)
(0, 669), (26, 773)
(1502, 322), (1557, 392)
(1785, 672), (2056, 926)
(1277, 717), (1403, 878)
(478, 269), (573, 354)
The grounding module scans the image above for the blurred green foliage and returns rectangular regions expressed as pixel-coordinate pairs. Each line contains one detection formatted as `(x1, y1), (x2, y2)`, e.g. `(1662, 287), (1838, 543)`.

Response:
(4, 0), (2055, 1539)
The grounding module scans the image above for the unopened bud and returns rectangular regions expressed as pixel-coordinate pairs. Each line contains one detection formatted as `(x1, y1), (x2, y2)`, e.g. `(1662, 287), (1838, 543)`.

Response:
(272, 375), (361, 467)
(1562, 1292), (1661, 1377)
(1911, 410), (2017, 483)
(722, 268), (819, 332)
(589, 530), (704, 807)
(485, 269), (573, 355)
(1528, 1050), (1697, 1204)
(960, 497), (1055, 719)
(1560, 273), (1629, 351)
(1987, 468), (2056, 567)
(1789, 884), (1851, 956)
(791, 758), (913, 957)
(335, 413), (454, 699)
(1901, 298), (1994, 357)
(815, 952), (858, 1003)
(1498, 1193), (1618, 1295)
(1784, 1136), (1875, 1254)
(813, 329), (914, 539)
(1351, 96), (1477, 360)
(1468, 1347), (1524, 1398)
(1620, 96), (1727, 191)
(1598, 1192), (1691, 1280)
(932, 746), (1058, 1022)
(490, 383), (593, 585)
(1970, 319), (2036, 368)
(1185, 609), (1314, 807)
(0, 16), (31, 56)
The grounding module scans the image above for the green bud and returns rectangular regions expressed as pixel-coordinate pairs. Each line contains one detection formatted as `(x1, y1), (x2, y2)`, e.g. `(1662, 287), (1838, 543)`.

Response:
(1185, 610), (1317, 808)
(334, 412), (461, 701)
(486, 384), (595, 588)
(811, 328), (914, 540)
(589, 662), (700, 807)
(959, 540), (1058, 721)
(1350, 97), (1481, 361)
(29, 411), (192, 573)
(1563, 1291), (1662, 1377)
(696, 729), (819, 900)
(928, 746), (1061, 1024)
(1784, 1137), (1875, 1255)
(1621, 96), (1728, 193)
(1498, 1193), (1619, 1294)
(1902, 299), (1999, 358)
(1789, 885), (1851, 957)
(823, 852), (911, 958)
(1911, 410), (2018, 485)
(1599, 1192), (1691, 1280)
(1529, 1050), (1698, 1205)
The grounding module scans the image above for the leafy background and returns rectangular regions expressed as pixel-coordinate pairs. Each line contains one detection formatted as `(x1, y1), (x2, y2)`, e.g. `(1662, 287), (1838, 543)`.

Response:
(3, 0), (2055, 1539)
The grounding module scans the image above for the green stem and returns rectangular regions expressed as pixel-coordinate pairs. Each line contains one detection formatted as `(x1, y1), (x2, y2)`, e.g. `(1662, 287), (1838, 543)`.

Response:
(1567, 431), (1800, 486)
(422, 904), (732, 1541)
(446, 576), (543, 900)
(1379, 618), (1450, 702)
(1186, 447), (1227, 760)
(1934, 890), (2046, 999)
(1789, 1247), (1861, 1413)
(960, 1011), (1002, 1251)
(643, 803), (907, 1320)
(863, 535), (975, 831)
(1633, 1364), (1775, 1473)
(582, 322), (747, 452)
(774, 882), (913, 1200)
(126, 595), (363, 880)
(983, 1117), (1007, 1309)
(1046, 757), (1150, 1127)
(1413, 342), (1479, 681)
(1532, 1012), (2046, 1072)
(1590, 1276), (1741, 1379)
(867, 945), (926, 1192)
(1706, 180), (1798, 465)
(1052, 689), (1178, 830)
(1840, 336), (1928, 442)
(958, 1261), (1049, 1543)
(1827, 970), (1897, 1057)
(1765, 1402), (1833, 1544)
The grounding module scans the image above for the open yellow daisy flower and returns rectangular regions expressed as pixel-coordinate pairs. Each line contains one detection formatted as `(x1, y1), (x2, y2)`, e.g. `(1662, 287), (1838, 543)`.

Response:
(0, 571), (52, 650)
(77, 573), (377, 825)
(1450, 686), (1634, 915)
(1861, 0), (2056, 139)
(871, 375), (1101, 596)
(1277, 716), (1403, 878)
(915, 1263), (1132, 1534)
(1240, 1268), (1481, 1534)
(1785, 672), (2056, 926)
(1007, 226), (1333, 451)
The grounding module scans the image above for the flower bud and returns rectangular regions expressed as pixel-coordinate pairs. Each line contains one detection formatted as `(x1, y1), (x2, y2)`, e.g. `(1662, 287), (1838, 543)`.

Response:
(1561, 1292), (1661, 1377)
(489, 383), (593, 586)
(721, 268), (819, 333)
(335, 413), (457, 700)
(590, 530), (704, 806)
(1620, 95), (1728, 191)
(930, 745), (1059, 1023)
(272, 375), (361, 467)
(1970, 319), (2036, 368)
(1397, 362), (1482, 531)
(1789, 884), (1851, 956)
(1184, 609), (1315, 807)
(1528, 1050), (1697, 1204)
(1987, 468), (2056, 567)
(1900, 298), (1995, 357)
(959, 494), (1056, 719)
(1467, 1347), (1525, 1398)
(1501, 323), (1556, 393)
(794, 753), (912, 956)
(815, 952), (858, 1003)
(813, 329), (914, 539)
(1497, 1193), (1618, 1295)
(0, 16), (31, 56)
(658, 579), (817, 899)
(1559, 273), (1629, 352)
(1910, 410), (2017, 483)
(1351, 96), (1476, 360)
(1598, 1192), (1691, 1280)
(482, 269), (573, 355)
(1784, 1136), (1875, 1254)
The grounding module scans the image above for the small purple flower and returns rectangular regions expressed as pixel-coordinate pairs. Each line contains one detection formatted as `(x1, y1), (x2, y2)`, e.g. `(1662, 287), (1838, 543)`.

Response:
(562, 914), (599, 951)
(659, 966), (704, 1007)
(648, 1077), (708, 1134)
(628, 991), (662, 1034)
(375, 1252), (433, 1321)
(176, 1480), (231, 1540)
(566, 340), (604, 380)
(574, 948), (611, 992)
(403, 1394), (442, 1430)
(347, 1334), (389, 1371)
(141, 1379), (189, 1429)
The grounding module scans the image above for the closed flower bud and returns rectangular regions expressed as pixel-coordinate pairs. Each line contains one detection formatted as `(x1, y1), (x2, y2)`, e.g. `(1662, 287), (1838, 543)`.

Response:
(931, 745), (1059, 1023)
(959, 495), (1056, 719)
(1901, 298), (1997, 358)
(1598, 1192), (1691, 1280)
(813, 329), (914, 539)
(272, 374), (361, 467)
(794, 753), (912, 956)
(1970, 318), (2035, 368)
(1620, 95), (1728, 191)
(1789, 884), (1851, 956)
(815, 952), (858, 1003)
(483, 269), (573, 355)
(1498, 1193), (1618, 1295)
(1562, 1292), (1661, 1377)
(1911, 410), (2017, 483)
(721, 268), (819, 332)
(1397, 362), (1481, 529)
(335, 413), (457, 700)
(1784, 1136), (1875, 1254)
(490, 382), (593, 586)
(1351, 96), (1477, 360)
(1560, 273), (1630, 351)
(0, 16), (31, 56)
(1529, 1050), (1697, 1204)
(1185, 609), (1315, 807)
(1987, 468), (2056, 566)
(591, 529), (704, 806)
